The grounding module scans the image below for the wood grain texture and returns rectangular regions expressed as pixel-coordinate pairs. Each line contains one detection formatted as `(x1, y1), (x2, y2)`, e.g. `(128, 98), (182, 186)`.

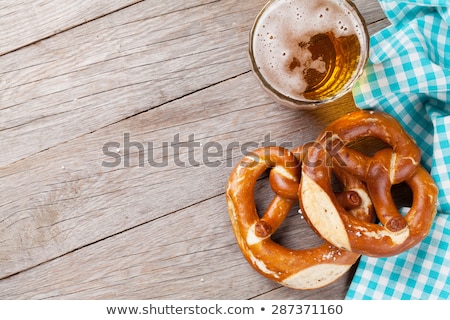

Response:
(0, 72), (358, 278)
(0, 0), (143, 56)
(0, 0), (389, 167)
(0, 0), (389, 299)
(0, 0), (258, 167)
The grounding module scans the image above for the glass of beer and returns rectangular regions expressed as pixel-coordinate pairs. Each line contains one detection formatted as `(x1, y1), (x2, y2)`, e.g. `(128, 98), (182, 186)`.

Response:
(249, 0), (369, 109)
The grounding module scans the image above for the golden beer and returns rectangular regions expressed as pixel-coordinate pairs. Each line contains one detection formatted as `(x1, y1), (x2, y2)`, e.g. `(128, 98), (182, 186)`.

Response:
(249, 0), (369, 109)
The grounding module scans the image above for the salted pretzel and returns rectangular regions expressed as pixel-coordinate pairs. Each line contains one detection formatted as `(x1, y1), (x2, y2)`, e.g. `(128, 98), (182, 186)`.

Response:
(300, 110), (438, 257)
(226, 146), (374, 289)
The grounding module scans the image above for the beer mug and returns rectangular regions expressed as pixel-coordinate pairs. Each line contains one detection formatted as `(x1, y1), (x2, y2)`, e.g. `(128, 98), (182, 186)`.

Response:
(249, 0), (369, 109)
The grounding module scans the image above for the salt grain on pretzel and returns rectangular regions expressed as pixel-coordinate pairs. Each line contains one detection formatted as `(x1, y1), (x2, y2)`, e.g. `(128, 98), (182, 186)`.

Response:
(300, 110), (438, 257)
(226, 146), (373, 289)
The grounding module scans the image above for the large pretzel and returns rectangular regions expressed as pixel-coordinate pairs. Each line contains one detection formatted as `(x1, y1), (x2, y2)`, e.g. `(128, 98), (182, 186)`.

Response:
(300, 110), (438, 257)
(226, 146), (373, 289)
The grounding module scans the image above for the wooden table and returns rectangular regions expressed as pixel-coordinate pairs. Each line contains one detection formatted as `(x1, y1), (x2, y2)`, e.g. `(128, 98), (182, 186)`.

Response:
(0, 0), (390, 299)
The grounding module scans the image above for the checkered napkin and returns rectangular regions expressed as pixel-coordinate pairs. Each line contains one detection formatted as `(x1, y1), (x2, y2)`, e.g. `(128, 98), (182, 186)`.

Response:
(346, 0), (450, 299)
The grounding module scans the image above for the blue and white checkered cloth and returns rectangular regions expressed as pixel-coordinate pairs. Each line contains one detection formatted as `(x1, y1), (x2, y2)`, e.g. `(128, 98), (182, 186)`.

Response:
(346, 0), (450, 299)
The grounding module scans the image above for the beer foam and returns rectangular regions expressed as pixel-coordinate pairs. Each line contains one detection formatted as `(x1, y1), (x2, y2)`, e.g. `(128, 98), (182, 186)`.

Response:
(251, 0), (365, 101)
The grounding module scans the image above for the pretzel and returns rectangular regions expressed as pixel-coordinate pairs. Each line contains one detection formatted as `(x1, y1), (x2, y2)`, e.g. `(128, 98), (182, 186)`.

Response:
(226, 146), (374, 289)
(300, 110), (438, 257)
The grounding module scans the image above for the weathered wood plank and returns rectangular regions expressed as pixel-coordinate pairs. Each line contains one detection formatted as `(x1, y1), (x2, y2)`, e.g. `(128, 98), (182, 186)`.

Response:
(0, 71), (358, 279)
(0, 0), (260, 167)
(0, 191), (356, 299)
(0, 149), (358, 299)
(0, 0), (142, 56)
(0, 0), (387, 167)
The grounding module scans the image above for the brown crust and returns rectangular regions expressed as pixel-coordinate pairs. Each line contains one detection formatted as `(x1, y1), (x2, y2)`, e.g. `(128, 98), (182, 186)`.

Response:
(226, 110), (438, 289)
(300, 110), (438, 257)
(226, 146), (373, 289)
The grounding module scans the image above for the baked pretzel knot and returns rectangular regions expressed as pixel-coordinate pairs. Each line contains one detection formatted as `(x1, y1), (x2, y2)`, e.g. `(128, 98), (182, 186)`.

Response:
(300, 110), (438, 257)
(226, 146), (373, 289)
